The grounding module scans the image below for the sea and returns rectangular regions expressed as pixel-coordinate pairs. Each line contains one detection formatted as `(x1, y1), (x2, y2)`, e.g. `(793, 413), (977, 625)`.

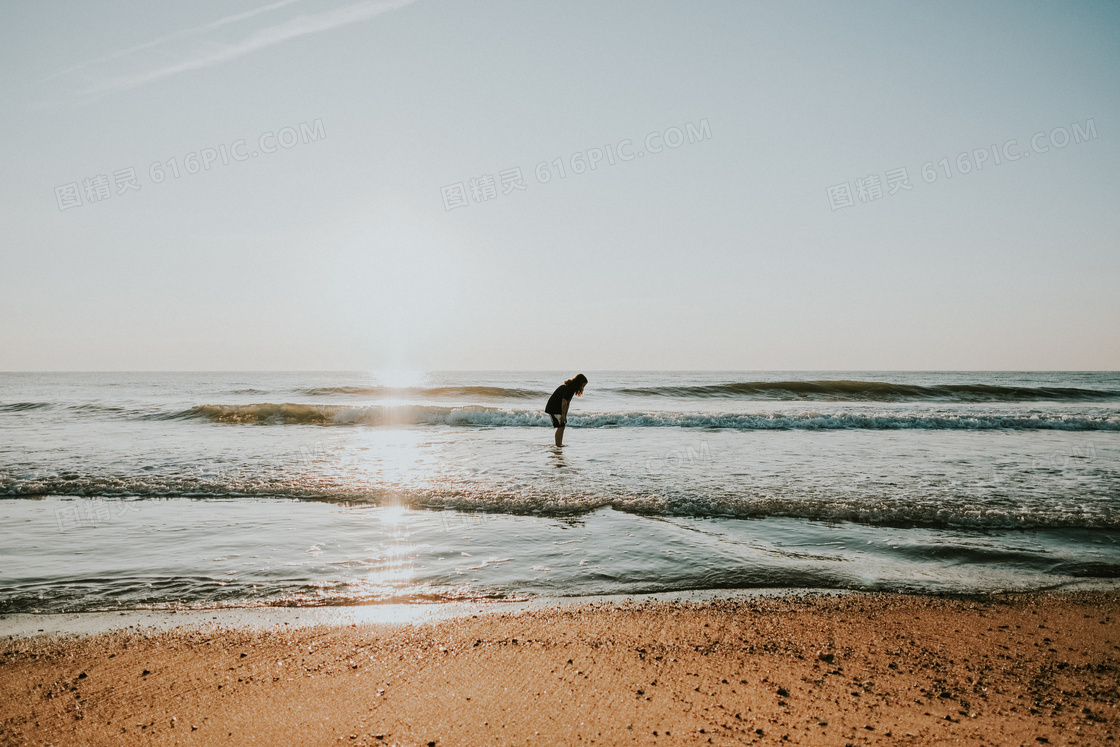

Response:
(2, 371), (1119, 617)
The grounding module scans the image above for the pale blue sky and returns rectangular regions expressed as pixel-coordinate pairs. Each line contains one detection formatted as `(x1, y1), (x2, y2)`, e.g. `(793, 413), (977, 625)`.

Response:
(2, 1), (1117, 370)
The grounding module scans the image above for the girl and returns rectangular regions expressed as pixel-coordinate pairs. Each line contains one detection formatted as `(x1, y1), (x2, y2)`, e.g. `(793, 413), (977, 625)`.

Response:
(545, 374), (588, 447)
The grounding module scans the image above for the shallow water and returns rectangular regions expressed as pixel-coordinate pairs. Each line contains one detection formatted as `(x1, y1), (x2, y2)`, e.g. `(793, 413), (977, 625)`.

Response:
(2, 371), (1119, 613)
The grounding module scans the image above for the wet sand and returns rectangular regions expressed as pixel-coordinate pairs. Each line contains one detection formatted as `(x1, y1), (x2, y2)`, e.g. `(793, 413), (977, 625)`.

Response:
(2, 592), (1117, 746)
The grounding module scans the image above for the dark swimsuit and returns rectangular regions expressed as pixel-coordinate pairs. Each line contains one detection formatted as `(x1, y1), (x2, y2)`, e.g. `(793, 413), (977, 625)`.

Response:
(545, 383), (576, 428)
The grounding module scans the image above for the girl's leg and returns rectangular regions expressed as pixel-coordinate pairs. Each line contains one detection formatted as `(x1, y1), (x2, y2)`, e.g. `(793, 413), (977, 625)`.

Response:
(554, 425), (565, 447)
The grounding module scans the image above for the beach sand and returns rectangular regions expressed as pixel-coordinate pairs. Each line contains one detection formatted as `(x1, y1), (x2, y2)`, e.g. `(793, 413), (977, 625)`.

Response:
(2, 592), (1117, 746)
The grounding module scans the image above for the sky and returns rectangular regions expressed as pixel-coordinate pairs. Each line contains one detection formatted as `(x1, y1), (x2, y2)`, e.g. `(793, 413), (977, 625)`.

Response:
(1, 0), (1118, 371)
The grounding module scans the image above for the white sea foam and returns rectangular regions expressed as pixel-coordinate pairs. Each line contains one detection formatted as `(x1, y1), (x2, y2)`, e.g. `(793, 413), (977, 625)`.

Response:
(174, 402), (1120, 431)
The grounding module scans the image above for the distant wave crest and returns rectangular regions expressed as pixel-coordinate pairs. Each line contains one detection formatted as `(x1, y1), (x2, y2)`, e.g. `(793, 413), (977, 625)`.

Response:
(615, 380), (1120, 402)
(301, 385), (546, 399)
(0, 402), (53, 412)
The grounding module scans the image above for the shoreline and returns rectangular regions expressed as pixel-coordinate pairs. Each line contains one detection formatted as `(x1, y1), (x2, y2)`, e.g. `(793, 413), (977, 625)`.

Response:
(0, 588), (850, 640)
(2, 590), (1117, 745)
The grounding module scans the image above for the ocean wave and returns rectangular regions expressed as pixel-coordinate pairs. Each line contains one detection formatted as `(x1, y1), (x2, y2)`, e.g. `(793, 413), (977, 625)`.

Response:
(1, 475), (1116, 530)
(167, 403), (1120, 430)
(301, 385), (546, 399)
(2, 402), (152, 417)
(614, 380), (1120, 402)
(68, 404), (135, 414)
(0, 402), (53, 412)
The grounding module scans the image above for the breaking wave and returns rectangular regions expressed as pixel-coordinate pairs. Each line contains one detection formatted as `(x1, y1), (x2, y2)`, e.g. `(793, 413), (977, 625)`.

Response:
(615, 380), (1120, 402)
(2, 474), (1116, 530)
(168, 403), (1120, 431)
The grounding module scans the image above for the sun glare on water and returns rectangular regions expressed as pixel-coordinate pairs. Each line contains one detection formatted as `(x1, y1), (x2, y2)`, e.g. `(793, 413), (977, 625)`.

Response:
(374, 369), (427, 390)
(378, 503), (410, 525)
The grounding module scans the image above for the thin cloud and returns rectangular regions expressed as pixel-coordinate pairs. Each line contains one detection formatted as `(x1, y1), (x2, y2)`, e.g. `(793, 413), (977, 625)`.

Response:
(66, 0), (418, 97)
(202, 0), (309, 30)
(41, 0), (306, 84)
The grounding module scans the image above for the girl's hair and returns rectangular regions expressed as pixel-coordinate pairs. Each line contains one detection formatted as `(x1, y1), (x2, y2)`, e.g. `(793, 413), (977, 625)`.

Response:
(565, 373), (589, 396)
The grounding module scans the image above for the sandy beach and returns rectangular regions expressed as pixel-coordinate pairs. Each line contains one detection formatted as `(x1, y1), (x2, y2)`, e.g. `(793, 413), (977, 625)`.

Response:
(2, 591), (1117, 746)
(7, 0), (1120, 742)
